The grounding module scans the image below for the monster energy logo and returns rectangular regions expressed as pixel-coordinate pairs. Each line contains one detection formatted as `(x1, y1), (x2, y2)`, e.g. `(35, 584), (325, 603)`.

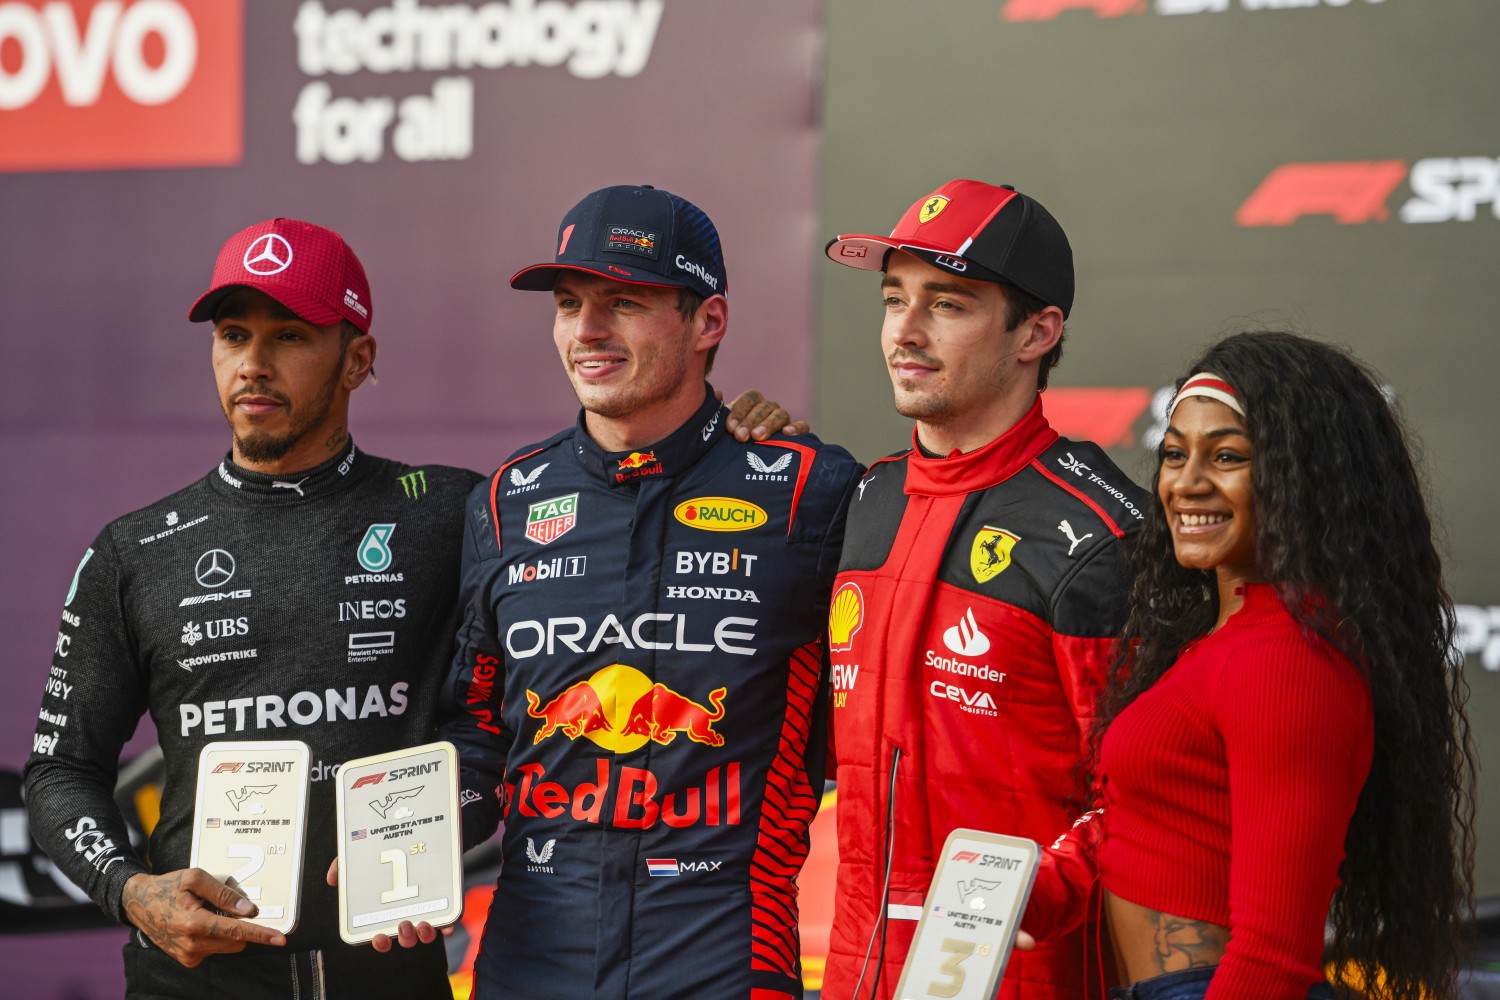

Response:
(398, 471), (427, 499)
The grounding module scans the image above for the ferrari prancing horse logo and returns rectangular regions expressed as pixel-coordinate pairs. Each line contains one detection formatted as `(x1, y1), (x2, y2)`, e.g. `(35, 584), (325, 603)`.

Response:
(970, 526), (1019, 583)
(918, 196), (950, 224)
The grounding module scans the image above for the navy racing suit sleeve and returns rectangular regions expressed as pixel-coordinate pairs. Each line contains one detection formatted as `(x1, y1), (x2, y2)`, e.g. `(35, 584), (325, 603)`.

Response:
(24, 531), (152, 924)
(441, 459), (527, 851)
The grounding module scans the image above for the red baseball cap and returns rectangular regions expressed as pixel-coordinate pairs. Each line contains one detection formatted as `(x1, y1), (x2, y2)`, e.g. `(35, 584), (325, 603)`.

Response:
(188, 218), (373, 332)
(826, 179), (1075, 318)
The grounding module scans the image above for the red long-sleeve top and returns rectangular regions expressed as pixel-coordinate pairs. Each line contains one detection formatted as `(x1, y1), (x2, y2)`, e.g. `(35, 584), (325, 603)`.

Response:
(1026, 584), (1373, 999)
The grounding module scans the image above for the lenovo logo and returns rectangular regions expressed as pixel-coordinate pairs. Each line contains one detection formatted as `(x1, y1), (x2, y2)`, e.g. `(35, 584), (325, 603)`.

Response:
(0, 0), (242, 173)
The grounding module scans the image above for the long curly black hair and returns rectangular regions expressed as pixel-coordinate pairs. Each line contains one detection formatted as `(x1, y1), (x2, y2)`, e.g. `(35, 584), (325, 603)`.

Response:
(1093, 331), (1475, 999)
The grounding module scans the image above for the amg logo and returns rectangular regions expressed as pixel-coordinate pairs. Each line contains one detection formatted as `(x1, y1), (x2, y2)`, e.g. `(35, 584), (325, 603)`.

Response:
(180, 589), (252, 607)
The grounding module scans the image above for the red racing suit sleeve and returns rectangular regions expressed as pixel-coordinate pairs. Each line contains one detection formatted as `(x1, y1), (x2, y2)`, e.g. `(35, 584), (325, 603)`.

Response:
(1049, 539), (1130, 763)
(437, 484), (514, 853)
(1023, 808), (1104, 944)
(23, 532), (151, 924)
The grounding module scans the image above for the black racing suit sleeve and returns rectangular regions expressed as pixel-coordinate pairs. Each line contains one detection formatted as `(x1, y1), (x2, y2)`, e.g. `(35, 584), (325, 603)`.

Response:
(438, 486), (513, 852)
(23, 529), (151, 924)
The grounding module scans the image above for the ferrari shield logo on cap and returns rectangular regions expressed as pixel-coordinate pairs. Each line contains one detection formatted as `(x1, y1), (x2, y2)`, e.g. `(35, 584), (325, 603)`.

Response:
(970, 526), (1020, 583)
(918, 195), (950, 224)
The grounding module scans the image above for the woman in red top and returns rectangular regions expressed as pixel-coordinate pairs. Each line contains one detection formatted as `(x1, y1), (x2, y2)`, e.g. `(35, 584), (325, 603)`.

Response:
(1023, 332), (1475, 1000)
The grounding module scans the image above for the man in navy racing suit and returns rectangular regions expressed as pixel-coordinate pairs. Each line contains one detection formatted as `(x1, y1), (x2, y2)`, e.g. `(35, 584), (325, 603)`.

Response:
(424, 185), (861, 999)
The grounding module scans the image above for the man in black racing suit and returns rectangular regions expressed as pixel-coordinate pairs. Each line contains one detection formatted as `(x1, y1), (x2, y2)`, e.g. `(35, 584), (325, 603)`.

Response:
(429, 185), (862, 999)
(23, 218), (476, 998)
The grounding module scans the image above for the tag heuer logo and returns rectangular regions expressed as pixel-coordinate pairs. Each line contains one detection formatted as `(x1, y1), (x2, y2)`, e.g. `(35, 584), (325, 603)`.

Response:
(526, 494), (578, 545)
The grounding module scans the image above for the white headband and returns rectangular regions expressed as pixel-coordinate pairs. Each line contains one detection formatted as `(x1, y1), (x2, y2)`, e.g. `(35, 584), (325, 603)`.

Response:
(1168, 372), (1245, 421)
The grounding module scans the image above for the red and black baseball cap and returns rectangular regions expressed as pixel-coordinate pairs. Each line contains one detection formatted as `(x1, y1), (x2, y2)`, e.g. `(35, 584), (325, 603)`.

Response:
(188, 218), (374, 332)
(510, 184), (727, 300)
(826, 179), (1074, 318)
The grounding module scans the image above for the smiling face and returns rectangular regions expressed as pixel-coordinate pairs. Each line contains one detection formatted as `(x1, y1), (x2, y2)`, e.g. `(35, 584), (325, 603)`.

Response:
(552, 272), (725, 451)
(878, 252), (1060, 454)
(212, 288), (368, 473)
(1157, 396), (1259, 588)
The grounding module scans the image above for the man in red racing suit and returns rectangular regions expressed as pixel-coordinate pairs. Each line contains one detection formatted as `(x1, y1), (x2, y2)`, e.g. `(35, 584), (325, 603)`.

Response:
(819, 180), (1148, 1000)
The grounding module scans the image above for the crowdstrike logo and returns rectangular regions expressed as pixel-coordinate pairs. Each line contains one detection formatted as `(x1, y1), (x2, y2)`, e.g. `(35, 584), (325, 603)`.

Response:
(1238, 158), (1500, 227)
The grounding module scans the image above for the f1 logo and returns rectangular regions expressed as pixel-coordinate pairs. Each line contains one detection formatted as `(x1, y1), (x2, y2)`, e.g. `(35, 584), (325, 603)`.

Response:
(1236, 161), (1408, 227)
(0, 0), (243, 173)
(351, 773), (386, 789)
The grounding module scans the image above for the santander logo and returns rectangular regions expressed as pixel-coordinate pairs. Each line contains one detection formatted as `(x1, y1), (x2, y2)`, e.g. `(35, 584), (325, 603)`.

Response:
(943, 608), (991, 657)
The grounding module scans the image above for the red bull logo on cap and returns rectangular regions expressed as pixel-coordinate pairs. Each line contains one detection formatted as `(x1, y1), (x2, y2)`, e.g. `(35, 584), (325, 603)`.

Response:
(525, 664), (727, 753)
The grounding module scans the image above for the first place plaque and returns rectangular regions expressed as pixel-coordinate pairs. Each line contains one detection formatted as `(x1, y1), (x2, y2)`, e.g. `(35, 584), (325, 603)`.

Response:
(894, 829), (1040, 1000)
(335, 741), (462, 945)
(189, 740), (311, 936)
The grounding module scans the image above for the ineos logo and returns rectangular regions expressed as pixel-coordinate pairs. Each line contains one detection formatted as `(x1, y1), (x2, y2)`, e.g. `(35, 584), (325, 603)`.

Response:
(243, 234), (293, 275)
(195, 549), (236, 589)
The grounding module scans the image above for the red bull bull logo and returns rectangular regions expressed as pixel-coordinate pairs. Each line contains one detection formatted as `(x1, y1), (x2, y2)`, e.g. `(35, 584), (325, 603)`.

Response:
(510, 758), (742, 829)
(614, 451), (664, 483)
(525, 665), (727, 752)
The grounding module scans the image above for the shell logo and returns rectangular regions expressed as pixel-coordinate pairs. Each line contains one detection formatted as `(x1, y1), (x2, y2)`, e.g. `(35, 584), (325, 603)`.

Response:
(828, 581), (864, 653)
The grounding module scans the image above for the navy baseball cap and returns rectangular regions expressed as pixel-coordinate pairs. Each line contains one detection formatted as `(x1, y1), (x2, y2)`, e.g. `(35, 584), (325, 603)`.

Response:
(510, 185), (728, 300)
(826, 179), (1074, 319)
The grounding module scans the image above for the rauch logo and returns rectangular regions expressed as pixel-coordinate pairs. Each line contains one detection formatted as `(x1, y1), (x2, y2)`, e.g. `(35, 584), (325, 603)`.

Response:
(0, 0), (242, 172)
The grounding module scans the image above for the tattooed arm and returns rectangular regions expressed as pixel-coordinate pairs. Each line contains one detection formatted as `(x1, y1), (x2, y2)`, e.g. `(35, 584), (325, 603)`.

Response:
(121, 869), (286, 967)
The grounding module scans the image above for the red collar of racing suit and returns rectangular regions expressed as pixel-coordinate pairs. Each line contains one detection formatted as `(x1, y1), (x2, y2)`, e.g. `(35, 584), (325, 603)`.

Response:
(903, 396), (1060, 497)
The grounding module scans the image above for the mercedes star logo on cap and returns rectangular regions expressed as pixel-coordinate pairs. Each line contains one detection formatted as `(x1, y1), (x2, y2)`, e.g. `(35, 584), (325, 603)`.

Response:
(243, 234), (293, 276)
(195, 549), (237, 588)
